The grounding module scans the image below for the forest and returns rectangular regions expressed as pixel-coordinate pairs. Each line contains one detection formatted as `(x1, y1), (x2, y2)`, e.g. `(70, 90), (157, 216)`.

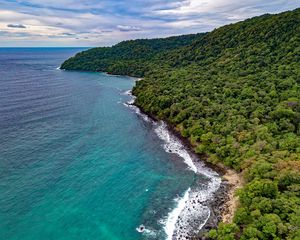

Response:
(61, 33), (205, 77)
(61, 8), (300, 240)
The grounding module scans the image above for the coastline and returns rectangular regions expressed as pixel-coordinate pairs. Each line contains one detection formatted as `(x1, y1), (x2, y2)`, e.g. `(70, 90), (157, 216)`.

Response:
(58, 10), (300, 238)
(128, 92), (243, 238)
(60, 67), (243, 238)
(166, 123), (244, 226)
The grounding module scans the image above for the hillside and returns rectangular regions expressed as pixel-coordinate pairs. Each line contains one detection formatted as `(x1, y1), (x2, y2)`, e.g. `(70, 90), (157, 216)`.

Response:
(61, 33), (205, 77)
(62, 8), (300, 240)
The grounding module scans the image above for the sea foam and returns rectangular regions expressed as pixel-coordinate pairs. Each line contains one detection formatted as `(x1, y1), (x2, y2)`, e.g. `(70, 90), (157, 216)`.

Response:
(154, 122), (221, 239)
(154, 123), (197, 173)
(164, 188), (191, 240)
(122, 90), (152, 123)
(123, 89), (221, 239)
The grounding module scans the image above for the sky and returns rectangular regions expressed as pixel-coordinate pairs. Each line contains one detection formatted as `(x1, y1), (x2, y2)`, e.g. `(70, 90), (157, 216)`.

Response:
(0, 0), (299, 47)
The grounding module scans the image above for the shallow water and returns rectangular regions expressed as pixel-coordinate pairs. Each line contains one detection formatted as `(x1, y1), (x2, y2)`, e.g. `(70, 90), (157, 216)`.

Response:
(0, 48), (220, 240)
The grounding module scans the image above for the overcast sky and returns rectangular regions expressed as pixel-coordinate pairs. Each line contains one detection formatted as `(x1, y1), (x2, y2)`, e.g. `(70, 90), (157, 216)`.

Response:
(0, 0), (299, 47)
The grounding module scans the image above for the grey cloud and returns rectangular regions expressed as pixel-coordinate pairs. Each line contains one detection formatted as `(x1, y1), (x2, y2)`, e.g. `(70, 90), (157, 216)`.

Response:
(48, 32), (77, 38)
(117, 25), (141, 32)
(7, 24), (26, 28)
(61, 32), (76, 36)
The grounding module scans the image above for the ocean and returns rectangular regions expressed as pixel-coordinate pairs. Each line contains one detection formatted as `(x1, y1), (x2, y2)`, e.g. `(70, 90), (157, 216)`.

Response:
(0, 48), (220, 240)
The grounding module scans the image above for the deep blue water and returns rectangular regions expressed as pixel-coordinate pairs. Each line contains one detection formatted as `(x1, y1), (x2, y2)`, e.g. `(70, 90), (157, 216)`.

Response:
(0, 48), (215, 240)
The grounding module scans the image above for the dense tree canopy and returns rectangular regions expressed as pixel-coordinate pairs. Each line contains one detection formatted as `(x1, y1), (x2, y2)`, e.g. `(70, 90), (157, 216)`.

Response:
(61, 33), (205, 77)
(61, 8), (300, 240)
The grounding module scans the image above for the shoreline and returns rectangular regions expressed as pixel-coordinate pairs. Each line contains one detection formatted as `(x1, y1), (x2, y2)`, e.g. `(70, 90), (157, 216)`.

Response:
(60, 67), (243, 238)
(130, 99), (243, 238)
(164, 123), (244, 226)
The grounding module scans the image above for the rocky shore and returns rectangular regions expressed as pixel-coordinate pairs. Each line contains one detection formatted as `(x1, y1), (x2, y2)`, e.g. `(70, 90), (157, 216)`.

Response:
(197, 182), (230, 238)
(132, 100), (243, 239)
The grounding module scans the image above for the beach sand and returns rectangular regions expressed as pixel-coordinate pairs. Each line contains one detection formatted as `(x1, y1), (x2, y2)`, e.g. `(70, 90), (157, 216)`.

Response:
(222, 169), (243, 223)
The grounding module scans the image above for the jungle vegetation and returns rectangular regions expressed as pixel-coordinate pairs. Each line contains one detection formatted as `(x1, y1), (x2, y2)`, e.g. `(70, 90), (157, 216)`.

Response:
(61, 33), (205, 77)
(61, 8), (300, 240)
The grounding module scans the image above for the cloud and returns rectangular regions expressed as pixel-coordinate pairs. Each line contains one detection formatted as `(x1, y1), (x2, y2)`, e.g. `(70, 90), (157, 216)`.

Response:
(61, 32), (76, 36)
(0, 0), (299, 46)
(117, 25), (141, 32)
(7, 24), (26, 28)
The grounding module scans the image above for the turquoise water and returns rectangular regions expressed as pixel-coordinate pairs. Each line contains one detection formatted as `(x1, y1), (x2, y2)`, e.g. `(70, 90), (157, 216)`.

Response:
(0, 48), (218, 240)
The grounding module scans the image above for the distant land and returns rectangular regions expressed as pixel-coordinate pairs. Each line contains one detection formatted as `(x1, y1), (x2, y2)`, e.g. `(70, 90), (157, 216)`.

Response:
(62, 8), (300, 239)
